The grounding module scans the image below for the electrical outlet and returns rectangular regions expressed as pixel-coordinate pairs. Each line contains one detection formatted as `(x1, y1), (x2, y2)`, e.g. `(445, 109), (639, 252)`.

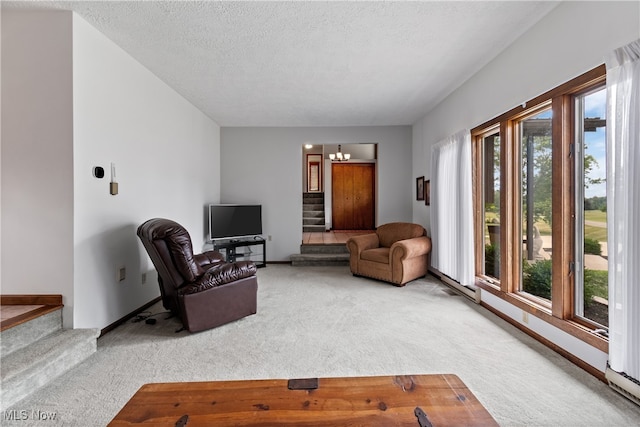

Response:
(117, 266), (126, 282)
(141, 272), (147, 285)
(268, 235), (272, 241)
(522, 311), (529, 324)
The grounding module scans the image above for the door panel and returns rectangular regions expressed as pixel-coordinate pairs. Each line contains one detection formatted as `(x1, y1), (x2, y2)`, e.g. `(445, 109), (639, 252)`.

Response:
(332, 163), (375, 230)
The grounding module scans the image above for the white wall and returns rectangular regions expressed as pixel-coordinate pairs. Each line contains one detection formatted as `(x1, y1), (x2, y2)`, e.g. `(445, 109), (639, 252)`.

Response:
(1, 11), (221, 329)
(72, 15), (220, 329)
(221, 126), (412, 261)
(1, 11), (75, 316)
(412, 1), (640, 372)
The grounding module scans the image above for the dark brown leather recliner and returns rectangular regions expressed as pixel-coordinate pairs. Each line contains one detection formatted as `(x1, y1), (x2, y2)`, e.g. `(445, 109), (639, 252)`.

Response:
(137, 218), (258, 332)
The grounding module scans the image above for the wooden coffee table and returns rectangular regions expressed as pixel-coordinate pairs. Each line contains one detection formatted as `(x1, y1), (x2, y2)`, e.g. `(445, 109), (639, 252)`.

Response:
(109, 374), (498, 426)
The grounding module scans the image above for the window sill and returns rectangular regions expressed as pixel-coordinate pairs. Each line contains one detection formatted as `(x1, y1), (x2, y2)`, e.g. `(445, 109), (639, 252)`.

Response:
(476, 279), (608, 353)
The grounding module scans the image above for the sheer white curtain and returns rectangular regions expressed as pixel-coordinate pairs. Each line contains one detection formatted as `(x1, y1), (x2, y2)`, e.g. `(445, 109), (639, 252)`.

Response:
(430, 129), (475, 287)
(606, 39), (640, 380)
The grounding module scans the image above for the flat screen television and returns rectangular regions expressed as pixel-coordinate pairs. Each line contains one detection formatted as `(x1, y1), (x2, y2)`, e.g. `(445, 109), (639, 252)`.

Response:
(208, 204), (262, 241)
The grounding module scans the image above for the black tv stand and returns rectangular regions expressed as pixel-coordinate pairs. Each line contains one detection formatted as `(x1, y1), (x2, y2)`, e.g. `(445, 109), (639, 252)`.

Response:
(212, 236), (266, 268)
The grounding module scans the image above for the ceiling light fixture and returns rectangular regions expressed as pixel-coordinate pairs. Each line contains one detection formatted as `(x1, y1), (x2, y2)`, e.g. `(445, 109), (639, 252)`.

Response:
(329, 145), (350, 162)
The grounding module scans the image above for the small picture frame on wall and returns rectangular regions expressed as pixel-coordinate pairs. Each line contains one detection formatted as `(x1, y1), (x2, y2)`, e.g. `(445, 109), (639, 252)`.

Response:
(425, 180), (431, 206)
(416, 176), (424, 201)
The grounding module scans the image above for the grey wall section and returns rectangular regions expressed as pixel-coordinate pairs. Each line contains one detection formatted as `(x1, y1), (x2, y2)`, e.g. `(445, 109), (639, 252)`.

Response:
(1, 11), (75, 325)
(221, 126), (412, 261)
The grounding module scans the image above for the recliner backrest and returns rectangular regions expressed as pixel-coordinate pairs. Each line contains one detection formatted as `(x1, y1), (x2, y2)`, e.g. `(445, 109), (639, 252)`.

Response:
(376, 222), (426, 248)
(138, 218), (202, 282)
(137, 218), (201, 312)
(155, 221), (200, 282)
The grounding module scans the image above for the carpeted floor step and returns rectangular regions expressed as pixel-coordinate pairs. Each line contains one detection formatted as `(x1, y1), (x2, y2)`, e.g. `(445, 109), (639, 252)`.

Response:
(1, 327), (100, 410)
(302, 204), (325, 213)
(1, 309), (62, 357)
(303, 216), (325, 225)
(300, 243), (349, 254)
(290, 253), (350, 266)
(303, 210), (325, 218)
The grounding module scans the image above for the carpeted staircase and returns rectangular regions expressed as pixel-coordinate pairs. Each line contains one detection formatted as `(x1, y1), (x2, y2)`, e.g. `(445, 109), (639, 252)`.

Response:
(303, 192), (326, 232)
(296, 192), (351, 266)
(0, 299), (100, 410)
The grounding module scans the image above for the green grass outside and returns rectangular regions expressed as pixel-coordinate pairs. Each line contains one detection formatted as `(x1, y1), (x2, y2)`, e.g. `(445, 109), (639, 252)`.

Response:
(584, 210), (607, 241)
(584, 210), (607, 223)
(585, 225), (607, 241)
(531, 222), (607, 240)
(483, 210), (607, 240)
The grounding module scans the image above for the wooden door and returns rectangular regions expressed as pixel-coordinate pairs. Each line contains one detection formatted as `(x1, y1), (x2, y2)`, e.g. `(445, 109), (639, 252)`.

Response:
(332, 163), (375, 230)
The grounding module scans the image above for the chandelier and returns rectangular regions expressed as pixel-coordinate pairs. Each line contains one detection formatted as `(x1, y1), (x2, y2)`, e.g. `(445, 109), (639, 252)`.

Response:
(329, 145), (350, 162)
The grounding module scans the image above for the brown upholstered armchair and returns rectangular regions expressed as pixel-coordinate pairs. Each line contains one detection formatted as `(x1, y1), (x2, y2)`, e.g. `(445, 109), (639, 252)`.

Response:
(346, 222), (432, 286)
(137, 218), (258, 332)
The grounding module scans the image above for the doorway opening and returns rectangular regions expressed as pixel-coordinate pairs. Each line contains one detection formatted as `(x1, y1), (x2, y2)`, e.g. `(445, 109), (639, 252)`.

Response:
(302, 143), (377, 244)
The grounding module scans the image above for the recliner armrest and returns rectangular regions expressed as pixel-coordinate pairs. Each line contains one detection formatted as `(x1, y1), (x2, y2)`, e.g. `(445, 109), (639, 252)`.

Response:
(194, 250), (226, 271)
(179, 261), (257, 295)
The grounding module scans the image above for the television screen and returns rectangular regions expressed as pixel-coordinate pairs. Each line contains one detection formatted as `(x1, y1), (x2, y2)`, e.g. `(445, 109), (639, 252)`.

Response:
(208, 204), (262, 240)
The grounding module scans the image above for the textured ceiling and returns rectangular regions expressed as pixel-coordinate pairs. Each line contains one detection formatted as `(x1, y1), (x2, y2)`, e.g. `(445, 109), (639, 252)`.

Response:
(4, 1), (559, 126)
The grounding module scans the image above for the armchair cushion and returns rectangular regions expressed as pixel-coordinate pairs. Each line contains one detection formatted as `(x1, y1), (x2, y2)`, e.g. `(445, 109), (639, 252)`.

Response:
(360, 247), (390, 264)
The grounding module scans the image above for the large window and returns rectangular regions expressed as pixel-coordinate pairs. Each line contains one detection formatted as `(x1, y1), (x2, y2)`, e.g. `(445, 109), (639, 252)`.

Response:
(472, 66), (608, 349)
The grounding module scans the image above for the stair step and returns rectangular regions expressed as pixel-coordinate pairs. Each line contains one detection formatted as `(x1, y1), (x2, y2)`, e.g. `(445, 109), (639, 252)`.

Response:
(302, 210), (325, 217)
(1, 327), (100, 409)
(1, 308), (62, 357)
(301, 244), (349, 254)
(290, 253), (350, 267)
(303, 217), (325, 226)
(303, 225), (326, 232)
(303, 192), (324, 200)
(302, 203), (324, 211)
(1, 295), (63, 333)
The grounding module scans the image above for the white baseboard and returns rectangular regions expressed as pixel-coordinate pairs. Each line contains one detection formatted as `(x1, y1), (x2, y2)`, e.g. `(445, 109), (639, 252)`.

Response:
(429, 267), (481, 304)
(606, 365), (640, 407)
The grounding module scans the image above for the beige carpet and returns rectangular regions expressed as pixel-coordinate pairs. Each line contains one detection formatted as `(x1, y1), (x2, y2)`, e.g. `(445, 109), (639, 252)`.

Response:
(4, 265), (640, 426)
